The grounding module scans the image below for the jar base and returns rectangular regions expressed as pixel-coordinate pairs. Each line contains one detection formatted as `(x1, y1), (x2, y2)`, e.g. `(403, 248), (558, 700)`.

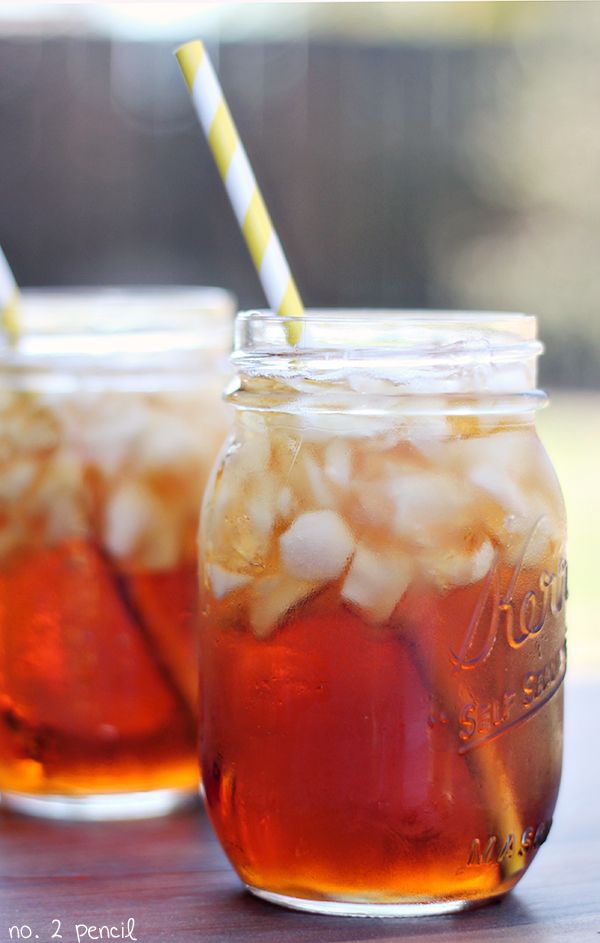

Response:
(0, 788), (198, 821)
(246, 885), (498, 918)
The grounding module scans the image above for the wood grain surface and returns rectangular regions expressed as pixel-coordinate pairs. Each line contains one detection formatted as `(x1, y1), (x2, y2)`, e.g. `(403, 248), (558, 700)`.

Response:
(0, 682), (598, 943)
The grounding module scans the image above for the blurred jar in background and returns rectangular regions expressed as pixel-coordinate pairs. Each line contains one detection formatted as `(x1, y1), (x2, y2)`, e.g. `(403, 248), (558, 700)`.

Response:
(0, 287), (234, 819)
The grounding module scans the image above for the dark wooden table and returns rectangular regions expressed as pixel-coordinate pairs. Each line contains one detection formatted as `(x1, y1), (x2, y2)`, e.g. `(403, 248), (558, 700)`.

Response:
(0, 682), (598, 943)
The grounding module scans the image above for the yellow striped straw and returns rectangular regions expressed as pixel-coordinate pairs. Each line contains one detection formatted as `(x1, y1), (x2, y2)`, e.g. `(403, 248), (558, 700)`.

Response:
(0, 247), (20, 343)
(175, 40), (304, 345)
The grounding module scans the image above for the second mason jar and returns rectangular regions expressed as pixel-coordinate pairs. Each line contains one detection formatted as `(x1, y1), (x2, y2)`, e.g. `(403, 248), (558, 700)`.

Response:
(199, 310), (567, 916)
(0, 287), (234, 819)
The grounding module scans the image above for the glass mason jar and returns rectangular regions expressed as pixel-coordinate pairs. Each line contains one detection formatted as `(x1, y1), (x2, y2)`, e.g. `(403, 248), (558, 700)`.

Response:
(0, 287), (234, 819)
(199, 310), (567, 916)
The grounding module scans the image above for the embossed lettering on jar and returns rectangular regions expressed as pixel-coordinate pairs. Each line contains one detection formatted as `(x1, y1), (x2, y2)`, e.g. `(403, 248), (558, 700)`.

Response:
(198, 311), (567, 916)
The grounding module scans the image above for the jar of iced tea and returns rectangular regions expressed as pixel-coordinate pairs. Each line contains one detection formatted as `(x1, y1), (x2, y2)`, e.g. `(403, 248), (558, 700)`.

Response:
(199, 310), (567, 915)
(0, 287), (234, 819)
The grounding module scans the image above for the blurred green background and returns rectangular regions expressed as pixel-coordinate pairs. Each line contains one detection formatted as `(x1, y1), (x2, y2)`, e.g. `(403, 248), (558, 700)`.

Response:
(0, 1), (597, 673)
(538, 395), (598, 678)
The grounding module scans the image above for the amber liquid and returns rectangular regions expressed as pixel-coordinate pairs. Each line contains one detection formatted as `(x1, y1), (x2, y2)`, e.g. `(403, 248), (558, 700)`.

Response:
(202, 566), (565, 905)
(0, 537), (198, 795)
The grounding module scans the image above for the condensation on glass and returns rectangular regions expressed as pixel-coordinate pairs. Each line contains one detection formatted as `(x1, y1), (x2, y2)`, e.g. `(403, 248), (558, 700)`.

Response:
(0, 288), (234, 820)
(198, 310), (567, 916)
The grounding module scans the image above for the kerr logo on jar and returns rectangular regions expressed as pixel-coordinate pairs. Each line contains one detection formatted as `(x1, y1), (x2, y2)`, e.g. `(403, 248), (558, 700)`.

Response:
(450, 517), (567, 673)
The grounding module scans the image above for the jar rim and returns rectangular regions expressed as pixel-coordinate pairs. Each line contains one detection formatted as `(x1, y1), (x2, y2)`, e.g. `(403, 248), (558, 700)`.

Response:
(13, 286), (234, 338)
(237, 308), (536, 327)
(0, 286), (235, 391)
(230, 308), (544, 405)
(0, 285), (234, 357)
(233, 308), (540, 357)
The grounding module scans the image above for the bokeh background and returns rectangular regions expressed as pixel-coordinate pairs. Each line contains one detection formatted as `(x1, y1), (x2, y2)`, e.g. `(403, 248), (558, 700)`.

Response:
(0, 1), (597, 674)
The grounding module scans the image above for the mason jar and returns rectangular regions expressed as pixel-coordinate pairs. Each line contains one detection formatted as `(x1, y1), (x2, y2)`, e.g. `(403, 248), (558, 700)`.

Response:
(0, 287), (234, 819)
(198, 310), (567, 916)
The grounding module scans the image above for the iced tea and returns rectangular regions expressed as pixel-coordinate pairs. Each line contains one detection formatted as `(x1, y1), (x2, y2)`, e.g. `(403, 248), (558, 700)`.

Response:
(0, 289), (233, 817)
(199, 311), (567, 914)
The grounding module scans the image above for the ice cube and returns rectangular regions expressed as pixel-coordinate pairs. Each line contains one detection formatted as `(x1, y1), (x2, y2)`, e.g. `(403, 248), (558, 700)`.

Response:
(292, 405), (395, 442)
(32, 458), (86, 544)
(347, 373), (396, 396)
(249, 573), (317, 638)
(280, 510), (355, 581)
(208, 563), (251, 600)
(104, 482), (182, 570)
(444, 431), (535, 478)
(16, 412), (60, 452)
(104, 482), (155, 560)
(137, 414), (200, 469)
(44, 494), (87, 545)
(475, 362), (532, 394)
(469, 464), (528, 517)
(247, 477), (277, 536)
(342, 543), (412, 622)
(0, 459), (37, 500)
(389, 471), (470, 544)
(404, 409), (452, 456)
(354, 488), (391, 528)
(238, 412), (272, 472)
(276, 485), (294, 519)
(324, 440), (351, 488)
(424, 539), (495, 590)
(303, 454), (335, 507)
(79, 395), (149, 462)
(505, 509), (561, 568)
(137, 511), (183, 570)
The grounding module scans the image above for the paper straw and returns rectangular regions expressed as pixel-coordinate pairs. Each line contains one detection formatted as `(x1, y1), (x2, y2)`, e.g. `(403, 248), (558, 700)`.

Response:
(175, 40), (304, 345)
(0, 247), (20, 343)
